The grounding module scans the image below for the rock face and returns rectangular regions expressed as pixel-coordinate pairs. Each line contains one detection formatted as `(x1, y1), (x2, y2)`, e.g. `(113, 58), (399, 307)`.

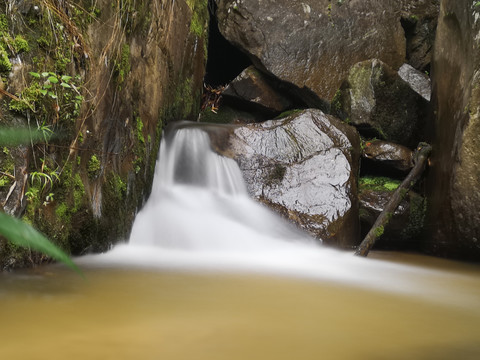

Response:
(216, 0), (408, 102)
(228, 109), (361, 248)
(222, 65), (292, 115)
(426, 0), (480, 260)
(0, 0), (208, 268)
(332, 59), (428, 148)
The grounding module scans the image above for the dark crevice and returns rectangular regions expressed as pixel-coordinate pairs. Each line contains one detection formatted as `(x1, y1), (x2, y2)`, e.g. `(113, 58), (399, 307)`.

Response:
(204, 1), (252, 87)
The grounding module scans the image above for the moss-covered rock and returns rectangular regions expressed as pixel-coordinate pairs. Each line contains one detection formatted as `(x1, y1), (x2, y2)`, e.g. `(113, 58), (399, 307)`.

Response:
(332, 59), (429, 148)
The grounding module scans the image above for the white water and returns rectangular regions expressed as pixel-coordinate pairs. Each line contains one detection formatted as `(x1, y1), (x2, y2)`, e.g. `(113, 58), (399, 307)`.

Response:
(82, 123), (479, 308)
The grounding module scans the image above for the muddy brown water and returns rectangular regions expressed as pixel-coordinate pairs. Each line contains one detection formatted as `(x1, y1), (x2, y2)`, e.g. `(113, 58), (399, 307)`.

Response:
(1, 252), (479, 360)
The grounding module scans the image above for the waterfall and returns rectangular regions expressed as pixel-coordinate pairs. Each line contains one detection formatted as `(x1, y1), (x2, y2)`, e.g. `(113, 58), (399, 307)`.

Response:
(128, 123), (311, 251)
(89, 122), (471, 303)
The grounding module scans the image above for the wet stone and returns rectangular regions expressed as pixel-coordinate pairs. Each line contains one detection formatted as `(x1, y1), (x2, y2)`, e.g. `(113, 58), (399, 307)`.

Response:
(363, 140), (414, 172)
(228, 109), (361, 248)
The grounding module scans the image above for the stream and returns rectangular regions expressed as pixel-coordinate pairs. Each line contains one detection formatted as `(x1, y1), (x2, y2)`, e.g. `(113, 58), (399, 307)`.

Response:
(1, 123), (480, 359)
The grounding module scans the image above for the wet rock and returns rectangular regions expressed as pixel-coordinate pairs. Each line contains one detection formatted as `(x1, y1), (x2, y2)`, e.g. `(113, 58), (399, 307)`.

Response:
(426, 0), (480, 260)
(228, 109), (361, 248)
(363, 140), (414, 172)
(398, 63), (431, 101)
(332, 59), (428, 148)
(401, 0), (440, 72)
(359, 182), (426, 250)
(216, 0), (407, 102)
(222, 66), (292, 115)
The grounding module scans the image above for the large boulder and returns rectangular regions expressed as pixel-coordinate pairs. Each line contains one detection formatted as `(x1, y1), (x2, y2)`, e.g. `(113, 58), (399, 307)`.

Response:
(332, 59), (428, 148)
(216, 0), (408, 103)
(227, 109), (361, 248)
(426, 0), (480, 260)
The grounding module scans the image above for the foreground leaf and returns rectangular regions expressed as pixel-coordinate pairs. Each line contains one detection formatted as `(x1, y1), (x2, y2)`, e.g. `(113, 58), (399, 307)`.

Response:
(0, 212), (82, 275)
(0, 127), (50, 146)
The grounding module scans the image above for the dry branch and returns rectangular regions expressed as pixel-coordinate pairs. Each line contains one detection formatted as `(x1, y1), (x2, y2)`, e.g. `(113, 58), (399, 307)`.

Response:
(355, 142), (432, 257)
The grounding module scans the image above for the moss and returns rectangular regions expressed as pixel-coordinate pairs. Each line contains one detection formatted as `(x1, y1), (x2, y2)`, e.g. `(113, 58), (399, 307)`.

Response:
(136, 116), (145, 144)
(186, 0), (209, 37)
(359, 176), (401, 192)
(0, 44), (12, 72)
(400, 194), (426, 241)
(110, 174), (127, 201)
(115, 44), (131, 84)
(88, 155), (101, 179)
(12, 35), (30, 53)
(55, 202), (69, 222)
(0, 14), (8, 33)
(374, 225), (384, 238)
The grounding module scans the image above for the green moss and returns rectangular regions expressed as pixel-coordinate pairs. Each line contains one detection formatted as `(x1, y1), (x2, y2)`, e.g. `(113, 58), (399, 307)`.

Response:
(55, 202), (69, 222)
(110, 174), (127, 201)
(0, 14), (8, 32)
(115, 44), (131, 84)
(0, 44), (12, 72)
(359, 176), (401, 192)
(136, 117), (145, 144)
(88, 155), (101, 179)
(331, 90), (342, 113)
(374, 225), (384, 238)
(12, 35), (30, 53)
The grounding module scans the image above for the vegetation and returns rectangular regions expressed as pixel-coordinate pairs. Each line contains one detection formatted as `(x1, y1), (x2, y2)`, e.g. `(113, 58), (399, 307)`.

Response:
(359, 176), (401, 192)
(0, 128), (81, 273)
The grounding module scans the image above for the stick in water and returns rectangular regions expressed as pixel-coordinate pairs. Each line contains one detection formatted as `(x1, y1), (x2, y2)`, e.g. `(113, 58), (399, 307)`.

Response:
(355, 142), (432, 257)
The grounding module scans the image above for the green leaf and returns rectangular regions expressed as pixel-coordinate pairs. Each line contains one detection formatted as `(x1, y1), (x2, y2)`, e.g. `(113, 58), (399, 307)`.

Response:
(0, 212), (82, 275)
(0, 127), (50, 146)
(60, 82), (71, 88)
(48, 91), (57, 99)
(41, 72), (50, 78)
(47, 76), (59, 84)
(43, 84), (52, 89)
(61, 75), (72, 82)
(40, 89), (48, 96)
(29, 72), (41, 78)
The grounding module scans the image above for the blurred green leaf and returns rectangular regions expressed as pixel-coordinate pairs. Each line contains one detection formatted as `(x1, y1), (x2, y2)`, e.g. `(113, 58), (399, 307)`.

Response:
(0, 212), (82, 275)
(0, 127), (50, 146)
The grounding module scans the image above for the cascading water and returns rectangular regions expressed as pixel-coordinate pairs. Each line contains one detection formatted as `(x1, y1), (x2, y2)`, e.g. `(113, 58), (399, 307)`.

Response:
(92, 122), (477, 307)
(128, 123), (310, 251)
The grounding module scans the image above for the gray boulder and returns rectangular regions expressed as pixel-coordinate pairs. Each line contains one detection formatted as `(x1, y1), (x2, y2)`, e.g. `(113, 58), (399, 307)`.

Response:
(228, 109), (361, 248)
(332, 59), (428, 148)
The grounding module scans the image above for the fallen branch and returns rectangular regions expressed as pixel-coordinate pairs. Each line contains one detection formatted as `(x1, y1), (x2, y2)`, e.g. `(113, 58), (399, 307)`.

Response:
(355, 142), (432, 257)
